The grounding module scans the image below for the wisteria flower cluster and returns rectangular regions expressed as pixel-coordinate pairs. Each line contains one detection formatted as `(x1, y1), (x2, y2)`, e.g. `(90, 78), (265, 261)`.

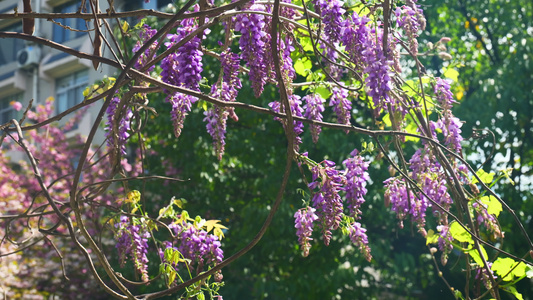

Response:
(395, 2), (425, 56)
(234, 4), (271, 97)
(313, 0), (346, 62)
(161, 14), (205, 138)
(132, 24), (158, 73)
(295, 150), (371, 261)
(329, 86), (352, 130)
(204, 50), (242, 159)
(105, 96), (132, 155)
(115, 216), (151, 282)
(269, 94), (305, 151)
(161, 218), (224, 275)
(303, 93), (326, 143)
(434, 77), (464, 152)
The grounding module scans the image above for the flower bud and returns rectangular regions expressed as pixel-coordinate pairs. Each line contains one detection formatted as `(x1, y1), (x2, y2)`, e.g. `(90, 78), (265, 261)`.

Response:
(439, 37), (452, 43)
(438, 52), (453, 61)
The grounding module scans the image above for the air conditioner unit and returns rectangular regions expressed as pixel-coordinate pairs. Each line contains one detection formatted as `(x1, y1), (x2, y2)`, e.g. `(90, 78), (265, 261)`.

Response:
(17, 46), (41, 69)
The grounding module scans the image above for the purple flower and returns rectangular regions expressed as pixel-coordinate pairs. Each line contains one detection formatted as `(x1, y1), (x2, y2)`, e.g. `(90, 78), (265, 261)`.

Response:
(203, 50), (242, 159)
(161, 18), (205, 138)
(309, 161), (344, 245)
(294, 207), (319, 257)
(384, 177), (427, 228)
(343, 149), (370, 218)
(341, 13), (371, 71)
(169, 93), (196, 138)
(105, 97), (132, 155)
(362, 30), (394, 114)
(204, 86), (229, 160)
(165, 220), (224, 273)
(280, 36), (296, 84)
(436, 224), (453, 265)
(268, 94), (304, 151)
(434, 78), (463, 151)
(473, 201), (503, 239)
(395, 5), (423, 56)
(115, 216), (151, 282)
(475, 261), (496, 290)
(133, 24), (158, 72)
(314, 0), (346, 44)
(348, 221), (372, 262)
(434, 78), (455, 110)
(303, 94), (325, 143)
(220, 50), (241, 121)
(329, 87), (352, 129)
(234, 5), (271, 97)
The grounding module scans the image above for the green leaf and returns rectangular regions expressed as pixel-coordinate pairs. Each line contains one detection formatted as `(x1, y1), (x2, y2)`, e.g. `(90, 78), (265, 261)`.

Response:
(315, 86), (331, 99)
(500, 168), (515, 185)
(465, 246), (488, 266)
(166, 265), (177, 286)
(299, 36), (315, 52)
(453, 289), (465, 300)
(173, 197), (187, 209)
(294, 58), (312, 77)
(504, 286), (524, 300)
(492, 257), (527, 281)
(443, 68), (459, 83)
(449, 221), (473, 244)
(426, 229), (439, 245)
(121, 20), (129, 33)
(480, 196), (502, 217)
(471, 169), (495, 185)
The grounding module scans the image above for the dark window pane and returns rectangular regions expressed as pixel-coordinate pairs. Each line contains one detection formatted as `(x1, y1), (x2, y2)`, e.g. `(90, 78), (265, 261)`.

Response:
(0, 23), (24, 66)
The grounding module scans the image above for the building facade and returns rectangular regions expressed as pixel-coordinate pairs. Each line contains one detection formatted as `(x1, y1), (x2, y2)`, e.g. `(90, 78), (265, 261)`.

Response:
(0, 0), (172, 142)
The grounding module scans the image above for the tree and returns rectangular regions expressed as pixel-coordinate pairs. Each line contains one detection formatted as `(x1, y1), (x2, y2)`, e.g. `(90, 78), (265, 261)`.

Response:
(0, 0), (532, 299)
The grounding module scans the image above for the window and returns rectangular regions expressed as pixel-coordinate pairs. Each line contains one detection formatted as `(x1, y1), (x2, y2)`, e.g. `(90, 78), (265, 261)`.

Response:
(0, 22), (24, 66)
(0, 93), (23, 124)
(56, 69), (89, 113)
(52, 1), (90, 43)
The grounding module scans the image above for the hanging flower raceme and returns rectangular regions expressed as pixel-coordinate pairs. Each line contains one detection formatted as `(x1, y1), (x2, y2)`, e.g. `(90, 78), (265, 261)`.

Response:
(234, 4), (271, 97)
(395, 4), (424, 57)
(434, 78), (463, 152)
(294, 206), (319, 257)
(361, 28), (395, 115)
(313, 0), (345, 45)
(204, 87), (230, 160)
(341, 12), (371, 71)
(161, 16), (205, 138)
(329, 86), (352, 129)
(303, 93), (326, 143)
(384, 177), (427, 229)
(269, 94), (304, 151)
(105, 96), (132, 155)
(296, 151), (372, 259)
(309, 160), (345, 245)
(115, 216), (151, 282)
(132, 24), (158, 73)
(343, 149), (370, 218)
(204, 50), (242, 159)
(348, 221), (372, 262)
(280, 36), (296, 85)
(164, 219), (224, 273)
(220, 50), (241, 121)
